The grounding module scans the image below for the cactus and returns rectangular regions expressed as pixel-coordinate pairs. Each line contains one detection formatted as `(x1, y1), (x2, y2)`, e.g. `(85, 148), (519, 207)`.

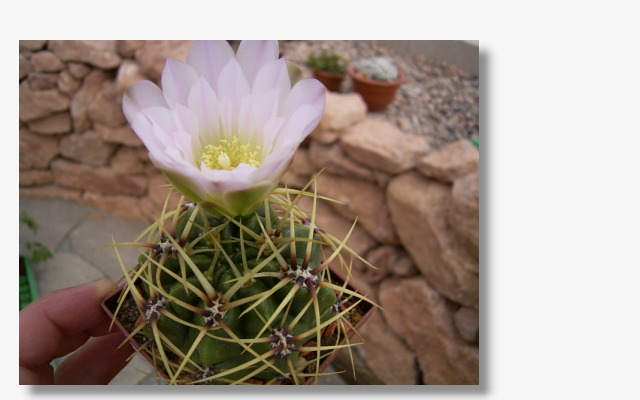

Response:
(109, 177), (376, 385)
(355, 57), (399, 82)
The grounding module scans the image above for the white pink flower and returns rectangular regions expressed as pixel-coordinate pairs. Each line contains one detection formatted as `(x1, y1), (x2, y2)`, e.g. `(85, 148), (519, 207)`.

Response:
(123, 40), (325, 216)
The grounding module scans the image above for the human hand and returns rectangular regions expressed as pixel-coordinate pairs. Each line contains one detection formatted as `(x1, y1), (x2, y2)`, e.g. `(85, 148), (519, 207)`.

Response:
(19, 280), (134, 384)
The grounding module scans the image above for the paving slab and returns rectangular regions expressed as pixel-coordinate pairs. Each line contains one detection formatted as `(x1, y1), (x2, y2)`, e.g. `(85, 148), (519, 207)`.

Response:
(69, 213), (148, 281)
(110, 354), (155, 385)
(33, 251), (107, 295)
(19, 198), (91, 254)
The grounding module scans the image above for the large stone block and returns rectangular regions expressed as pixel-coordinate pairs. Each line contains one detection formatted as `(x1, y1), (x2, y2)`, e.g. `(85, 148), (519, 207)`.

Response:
(387, 172), (478, 307)
(19, 170), (53, 187)
(341, 118), (430, 174)
(308, 141), (375, 182)
(134, 40), (194, 82)
(318, 92), (367, 131)
(333, 311), (418, 385)
(449, 170), (479, 257)
(316, 173), (398, 244)
(30, 51), (64, 73)
(26, 112), (72, 135)
(51, 159), (147, 197)
(59, 130), (117, 167)
(19, 80), (70, 122)
(71, 70), (112, 132)
(380, 278), (479, 384)
(87, 81), (127, 128)
(417, 139), (479, 183)
(49, 40), (122, 69)
(95, 123), (143, 147)
(19, 128), (60, 170)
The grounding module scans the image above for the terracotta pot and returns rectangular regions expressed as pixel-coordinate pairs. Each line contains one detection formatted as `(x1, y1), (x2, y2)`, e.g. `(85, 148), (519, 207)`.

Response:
(348, 65), (404, 112)
(101, 264), (374, 385)
(313, 69), (345, 92)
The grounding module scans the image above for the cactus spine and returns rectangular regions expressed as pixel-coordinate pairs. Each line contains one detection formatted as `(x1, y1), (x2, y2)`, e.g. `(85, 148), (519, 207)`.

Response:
(110, 178), (375, 385)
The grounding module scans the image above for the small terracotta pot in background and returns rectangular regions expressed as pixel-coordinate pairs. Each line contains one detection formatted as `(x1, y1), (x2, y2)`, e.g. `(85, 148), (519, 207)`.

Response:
(313, 69), (345, 92)
(348, 65), (404, 112)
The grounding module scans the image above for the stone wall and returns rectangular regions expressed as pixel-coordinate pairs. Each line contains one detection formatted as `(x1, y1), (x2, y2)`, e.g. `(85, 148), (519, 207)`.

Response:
(18, 40), (479, 385)
(19, 40), (194, 222)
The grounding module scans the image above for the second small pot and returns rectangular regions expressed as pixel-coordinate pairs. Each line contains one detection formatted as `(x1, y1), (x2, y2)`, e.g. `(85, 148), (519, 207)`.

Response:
(348, 65), (404, 112)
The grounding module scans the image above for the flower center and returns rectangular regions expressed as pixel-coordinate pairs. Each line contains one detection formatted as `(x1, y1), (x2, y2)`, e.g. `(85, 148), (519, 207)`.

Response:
(201, 136), (262, 170)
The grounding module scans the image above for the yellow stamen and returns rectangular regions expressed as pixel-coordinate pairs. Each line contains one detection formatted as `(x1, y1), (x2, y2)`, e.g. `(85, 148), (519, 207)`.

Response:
(202, 136), (262, 170)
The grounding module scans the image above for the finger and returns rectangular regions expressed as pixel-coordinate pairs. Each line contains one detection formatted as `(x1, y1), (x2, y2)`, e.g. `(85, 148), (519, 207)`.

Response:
(54, 332), (134, 385)
(19, 280), (117, 373)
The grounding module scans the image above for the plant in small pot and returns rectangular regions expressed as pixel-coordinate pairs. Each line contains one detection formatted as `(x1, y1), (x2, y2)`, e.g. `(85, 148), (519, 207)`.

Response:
(305, 49), (348, 92)
(349, 57), (404, 112)
(102, 40), (378, 385)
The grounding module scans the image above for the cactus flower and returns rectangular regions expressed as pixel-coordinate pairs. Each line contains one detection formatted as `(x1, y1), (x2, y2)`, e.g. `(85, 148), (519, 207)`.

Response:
(123, 40), (325, 216)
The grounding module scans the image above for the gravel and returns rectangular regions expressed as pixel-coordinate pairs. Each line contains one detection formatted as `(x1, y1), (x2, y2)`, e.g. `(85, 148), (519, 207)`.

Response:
(281, 40), (479, 149)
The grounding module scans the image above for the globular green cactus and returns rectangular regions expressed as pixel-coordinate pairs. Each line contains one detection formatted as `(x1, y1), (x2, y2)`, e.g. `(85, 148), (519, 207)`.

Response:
(110, 179), (376, 385)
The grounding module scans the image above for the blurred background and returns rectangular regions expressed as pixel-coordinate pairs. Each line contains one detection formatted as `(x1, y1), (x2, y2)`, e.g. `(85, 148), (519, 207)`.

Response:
(18, 40), (479, 385)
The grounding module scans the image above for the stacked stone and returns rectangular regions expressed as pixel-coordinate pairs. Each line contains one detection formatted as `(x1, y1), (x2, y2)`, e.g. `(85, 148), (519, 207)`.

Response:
(19, 41), (479, 385)
(284, 92), (480, 385)
(19, 40), (194, 222)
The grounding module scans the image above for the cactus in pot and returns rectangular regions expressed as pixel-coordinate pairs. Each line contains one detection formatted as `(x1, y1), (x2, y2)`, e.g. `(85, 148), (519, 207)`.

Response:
(106, 40), (377, 385)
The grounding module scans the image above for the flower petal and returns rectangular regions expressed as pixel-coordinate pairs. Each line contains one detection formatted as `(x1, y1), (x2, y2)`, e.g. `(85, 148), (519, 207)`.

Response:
(281, 78), (326, 119)
(275, 103), (324, 148)
(122, 80), (168, 123)
(186, 40), (234, 92)
(252, 58), (291, 107)
(187, 77), (221, 145)
(216, 58), (251, 121)
(161, 58), (199, 108)
(235, 40), (279, 88)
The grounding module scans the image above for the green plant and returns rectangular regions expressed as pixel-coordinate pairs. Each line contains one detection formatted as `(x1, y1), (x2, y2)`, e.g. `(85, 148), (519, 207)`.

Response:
(20, 211), (52, 264)
(110, 178), (376, 385)
(305, 49), (347, 75)
(355, 57), (399, 82)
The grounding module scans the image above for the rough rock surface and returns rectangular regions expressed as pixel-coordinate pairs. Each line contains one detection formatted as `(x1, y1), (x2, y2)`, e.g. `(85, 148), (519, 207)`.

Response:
(19, 128), (60, 169)
(51, 159), (147, 197)
(26, 112), (72, 135)
(57, 70), (82, 95)
(81, 192), (146, 222)
(49, 40), (122, 69)
(19, 81), (70, 122)
(333, 311), (418, 385)
(30, 51), (65, 73)
(134, 40), (194, 82)
(448, 170), (480, 256)
(318, 92), (367, 131)
(95, 124), (144, 147)
(387, 172), (478, 307)
(380, 278), (479, 384)
(308, 141), (375, 182)
(20, 170), (53, 187)
(28, 72), (60, 90)
(341, 118), (430, 174)
(70, 70), (112, 132)
(316, 173), (399, 244)
(59, 130), (117, 167)
(418, 139), (479, 183)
